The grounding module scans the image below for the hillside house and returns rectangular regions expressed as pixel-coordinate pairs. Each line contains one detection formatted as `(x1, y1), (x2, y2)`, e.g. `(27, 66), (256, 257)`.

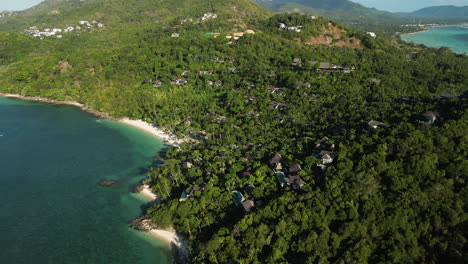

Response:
(171, 79), (187, 85)
(269, 101), (288, 110)
(367, 32), (377, 38)
(199, 70), (213, 75)
(201, 13), (217, 21)
(292, 58), (302, 67)
(179, 184), (206, 202)
(422, 111), (439, 124)
(241, 200), (255, 213)
(368, 78), (381, 85)
(152, 80), (162, 87)
(368, 120), (386, 129)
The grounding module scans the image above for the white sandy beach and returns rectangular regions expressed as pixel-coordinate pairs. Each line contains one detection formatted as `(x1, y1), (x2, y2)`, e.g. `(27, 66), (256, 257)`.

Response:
(0, 93), (185, 146)
(135, 186), (188, 253)
(149, 228), (181, 247)
(137, 184), (158, 201)
(148, 228), (189, 261)
(119, 118), (183, 146)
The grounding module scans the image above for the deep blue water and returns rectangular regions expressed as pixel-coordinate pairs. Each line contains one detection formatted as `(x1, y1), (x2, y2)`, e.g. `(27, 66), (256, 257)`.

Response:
(402, 25), (468, 54)
(0, 97), (168, 263)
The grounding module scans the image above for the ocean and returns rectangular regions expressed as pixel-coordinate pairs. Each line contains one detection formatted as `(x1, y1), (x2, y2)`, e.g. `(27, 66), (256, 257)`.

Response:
(402, 25), (468, 54)
(0, 97), (168, 263)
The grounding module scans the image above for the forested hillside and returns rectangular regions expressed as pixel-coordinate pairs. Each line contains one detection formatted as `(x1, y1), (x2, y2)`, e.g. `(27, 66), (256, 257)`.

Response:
(412, 5), (468, 18)
(252, 0), (467, 37)
(0, 0), (467, 263)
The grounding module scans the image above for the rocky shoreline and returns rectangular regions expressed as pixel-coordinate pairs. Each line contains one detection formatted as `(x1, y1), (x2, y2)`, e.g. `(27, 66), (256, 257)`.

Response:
(129, 216), (190, 264)
(0, 93), (117, 120)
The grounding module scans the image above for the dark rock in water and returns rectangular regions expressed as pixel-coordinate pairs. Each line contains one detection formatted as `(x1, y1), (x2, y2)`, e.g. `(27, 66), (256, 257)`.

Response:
(133, 184), (144, 193)
(128, 216), (156, 231)
(98, 180), (117, 186)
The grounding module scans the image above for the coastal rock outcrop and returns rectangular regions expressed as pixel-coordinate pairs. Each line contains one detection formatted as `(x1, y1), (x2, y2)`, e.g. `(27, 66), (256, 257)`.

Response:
(128, 216), (157, 231)
(98, 179), (117, 186)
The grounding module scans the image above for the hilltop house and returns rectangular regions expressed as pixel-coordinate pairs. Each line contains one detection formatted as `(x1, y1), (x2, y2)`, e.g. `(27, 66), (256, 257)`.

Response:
(278, 23), (303, 32)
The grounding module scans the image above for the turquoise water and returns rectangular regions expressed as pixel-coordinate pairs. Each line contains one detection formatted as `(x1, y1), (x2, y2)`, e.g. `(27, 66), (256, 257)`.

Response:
(0, 97), (168, 263)
(402, 25), (468, 54)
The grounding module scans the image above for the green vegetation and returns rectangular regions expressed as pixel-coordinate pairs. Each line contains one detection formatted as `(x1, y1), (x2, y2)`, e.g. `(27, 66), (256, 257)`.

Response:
(0, 0), (467, 263)
(252, 0), (467, 37)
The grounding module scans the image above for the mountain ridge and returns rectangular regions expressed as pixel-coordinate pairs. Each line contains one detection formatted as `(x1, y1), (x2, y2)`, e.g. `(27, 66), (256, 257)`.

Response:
(412, 5), (468, 18)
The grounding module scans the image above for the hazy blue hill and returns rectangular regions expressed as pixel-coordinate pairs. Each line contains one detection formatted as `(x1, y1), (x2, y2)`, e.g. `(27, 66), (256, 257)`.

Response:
(412, 5), (468, 18)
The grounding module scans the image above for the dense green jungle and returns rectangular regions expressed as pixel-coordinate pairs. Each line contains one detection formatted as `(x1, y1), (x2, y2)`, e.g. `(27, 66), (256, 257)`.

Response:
(0, 0), (467, 263)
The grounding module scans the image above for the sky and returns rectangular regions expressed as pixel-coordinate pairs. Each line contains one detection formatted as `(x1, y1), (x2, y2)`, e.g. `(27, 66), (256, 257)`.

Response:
(351, 0), (468, 12)
(0, 0), (42, 11)
(1, 0), (468, 12)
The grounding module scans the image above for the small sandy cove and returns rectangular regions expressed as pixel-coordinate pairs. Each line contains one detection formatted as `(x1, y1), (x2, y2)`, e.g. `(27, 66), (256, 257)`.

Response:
(136, 186), (189, 260)
(119, 118), (184, 146)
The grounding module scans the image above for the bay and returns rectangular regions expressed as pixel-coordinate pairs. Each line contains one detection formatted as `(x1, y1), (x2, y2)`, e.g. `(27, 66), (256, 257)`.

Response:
(402, 25), (468, 54)
(0, 97), (168, 264)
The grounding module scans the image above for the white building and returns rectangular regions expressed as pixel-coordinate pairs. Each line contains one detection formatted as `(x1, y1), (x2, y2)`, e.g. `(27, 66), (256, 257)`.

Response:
(367, 32), (377, 38)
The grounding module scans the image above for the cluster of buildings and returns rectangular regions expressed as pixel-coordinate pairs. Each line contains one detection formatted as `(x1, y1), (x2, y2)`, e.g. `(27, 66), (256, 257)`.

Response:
(311, 137), (337, 170)
(311, 61), (355, 73)
(24, 20), (105, 39)
(201, 13), (217, 21)
(270, 153), (307, 190)
(401, 23), (441, 28)
(225, 30), (255, 44)
(278, 23), (303, 33)
(0, 12), (17, 18)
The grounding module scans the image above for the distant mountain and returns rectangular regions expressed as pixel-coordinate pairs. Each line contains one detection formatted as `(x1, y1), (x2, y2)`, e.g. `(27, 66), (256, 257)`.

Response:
(254, 0), (373, 12)
(252, 0), (467, 36)
(251, 0), (416, 33)
(412, 5), (467, 18)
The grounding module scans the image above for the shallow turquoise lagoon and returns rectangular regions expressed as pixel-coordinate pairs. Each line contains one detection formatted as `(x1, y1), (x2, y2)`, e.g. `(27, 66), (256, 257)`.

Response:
(0, 97), (168, 264)
(402, 25), (468, 54)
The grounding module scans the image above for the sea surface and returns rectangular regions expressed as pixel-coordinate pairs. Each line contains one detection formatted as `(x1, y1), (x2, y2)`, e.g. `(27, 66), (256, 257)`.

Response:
(402, 25), (468, 54)
(0, 97), (168, 263)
